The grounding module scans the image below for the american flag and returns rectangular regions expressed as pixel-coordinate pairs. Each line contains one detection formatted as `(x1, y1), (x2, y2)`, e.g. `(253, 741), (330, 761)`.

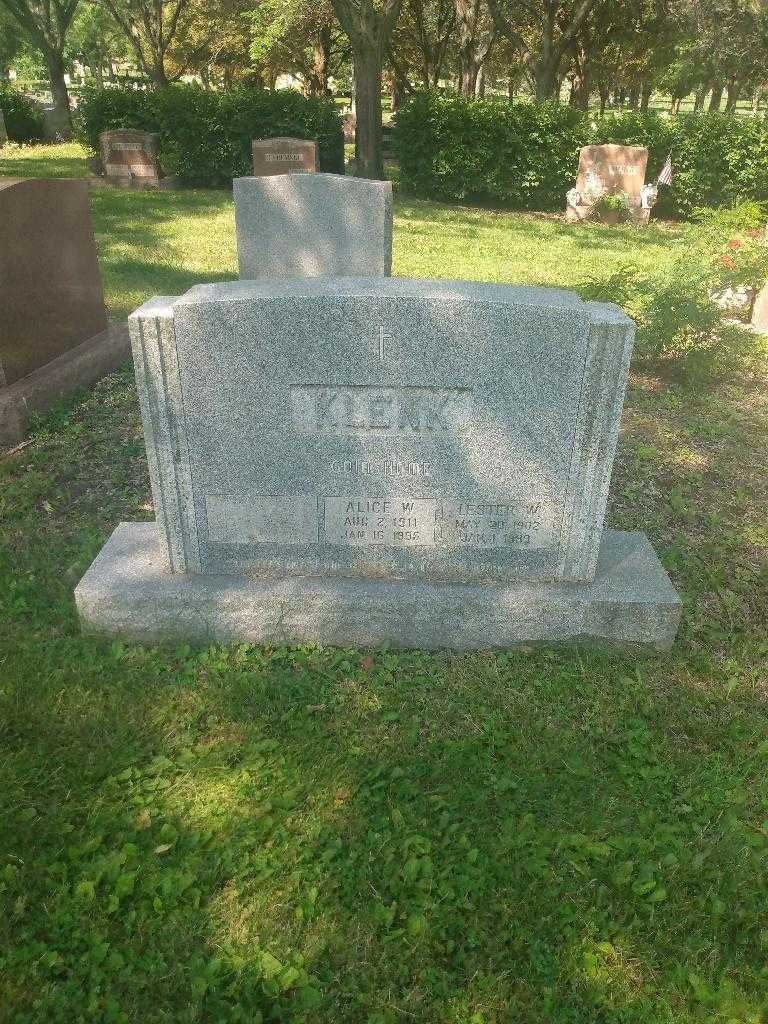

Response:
(657, 153), (673, 185)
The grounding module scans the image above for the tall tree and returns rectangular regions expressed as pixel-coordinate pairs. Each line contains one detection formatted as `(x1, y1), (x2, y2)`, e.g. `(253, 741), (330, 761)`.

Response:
(96, 0), (196, 85)
(387, 0), (456, 90)
(454, 0), (492, 94)
(329, 0), (402, 178)
(249, 0), (348, 95)
(0, 0), (79, 133)
(67, 2), (128, 84)
(488, 0), (599, 99)
(0, 6), (29, 77)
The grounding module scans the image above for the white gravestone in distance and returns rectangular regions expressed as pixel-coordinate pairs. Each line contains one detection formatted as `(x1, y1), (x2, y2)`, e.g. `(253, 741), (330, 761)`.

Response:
(234, 173), (392, 279)
(75, 277), (681, 649)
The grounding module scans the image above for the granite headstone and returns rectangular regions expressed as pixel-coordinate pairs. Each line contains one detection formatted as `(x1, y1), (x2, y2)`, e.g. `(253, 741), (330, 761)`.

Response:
(567, 144), (653, 225)
(234, 173), (392, 279)
(0, 177), (129, 444)
(251, 137), (317, 176)
(99, 129), (164, 188)
(75, 277), (681, 649)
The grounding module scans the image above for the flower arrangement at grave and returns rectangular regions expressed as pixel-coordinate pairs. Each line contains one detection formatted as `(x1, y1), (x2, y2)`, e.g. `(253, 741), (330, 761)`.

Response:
(593, 190), (631, 224)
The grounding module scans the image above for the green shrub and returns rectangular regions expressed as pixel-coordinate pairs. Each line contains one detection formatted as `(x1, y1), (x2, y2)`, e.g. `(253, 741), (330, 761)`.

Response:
(0, 83), (44, 143)
(394, 92), (587, 209)
(394, 93), (768, 219)
(582, 202), (768, 379)
(75, 84), (344, 186)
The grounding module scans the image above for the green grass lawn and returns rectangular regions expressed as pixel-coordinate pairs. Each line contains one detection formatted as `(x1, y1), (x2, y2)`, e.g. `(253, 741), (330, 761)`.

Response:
(1, 144), (767, 1024)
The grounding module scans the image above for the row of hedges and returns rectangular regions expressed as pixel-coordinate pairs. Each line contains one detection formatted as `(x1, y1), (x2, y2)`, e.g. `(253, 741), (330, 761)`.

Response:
(75, 85), (344, 186)
(394, 93), (768, 218)
(0, 84), (44, 143)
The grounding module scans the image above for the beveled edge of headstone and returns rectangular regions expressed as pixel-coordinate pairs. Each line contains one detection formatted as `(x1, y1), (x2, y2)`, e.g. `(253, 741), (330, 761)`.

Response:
(167, 275), (586, 309)
(233, 171), (390, 196)
(578, 142), (649, 160)
(251, 136), (317, 148)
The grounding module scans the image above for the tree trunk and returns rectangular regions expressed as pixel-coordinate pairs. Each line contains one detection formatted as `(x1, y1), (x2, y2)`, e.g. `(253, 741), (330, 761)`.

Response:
(725, 76), (742, 113)
(352, 45), (384, 179)
(628, 85), (639, 109)
(534, 59), (558, 101)
(693, 83), (707, 112)
(149, 61), (169, 87)
(640, 81), (652, 111)
(708, 82), (724, 111)
(475, 64), (485, 96)
(569, 73), (590, 109)
(599, 83), (609, 113)
(41, 47), (72, 137)
(507, 73), (515, 100)
(459, 52), (480, 95)
(310, 28), (331, 95)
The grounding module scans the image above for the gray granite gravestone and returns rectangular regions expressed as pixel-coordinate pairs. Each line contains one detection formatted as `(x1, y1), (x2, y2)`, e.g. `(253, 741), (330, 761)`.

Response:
(75, 277), (680, 649)
(234, 173), (392, 279)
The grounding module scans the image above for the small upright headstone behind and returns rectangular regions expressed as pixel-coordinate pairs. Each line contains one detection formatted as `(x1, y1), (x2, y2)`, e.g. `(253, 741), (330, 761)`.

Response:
(99, 129), (165, 188)
(234, 172), (392, 279)
(251, 137), (317, 176)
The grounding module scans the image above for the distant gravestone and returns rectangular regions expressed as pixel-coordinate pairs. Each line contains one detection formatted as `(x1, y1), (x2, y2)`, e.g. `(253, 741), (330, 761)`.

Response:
(98, 129), (165, 188)
(75, 277), (681, 649)
(234, 173), (392, 279)
(0, 178), (129, 445)
(251, 137), (317, 176)
(566, 144), (655, 225)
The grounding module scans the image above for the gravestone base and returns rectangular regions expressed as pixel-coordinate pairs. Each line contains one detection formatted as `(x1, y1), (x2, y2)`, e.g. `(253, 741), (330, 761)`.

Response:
(75, 523), (681, 651)
(0, 322), (130, 447)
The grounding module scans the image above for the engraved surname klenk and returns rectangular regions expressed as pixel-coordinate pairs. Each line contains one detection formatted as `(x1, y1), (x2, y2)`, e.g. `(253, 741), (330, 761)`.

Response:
(291, 386), (471, 436)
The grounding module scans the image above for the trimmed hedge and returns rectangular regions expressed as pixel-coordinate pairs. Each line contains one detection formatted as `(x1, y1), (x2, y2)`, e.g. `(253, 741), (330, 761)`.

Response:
(394, 93), (768, 218)
(0, 84), (44, 143)
(75, 84), (344, 186)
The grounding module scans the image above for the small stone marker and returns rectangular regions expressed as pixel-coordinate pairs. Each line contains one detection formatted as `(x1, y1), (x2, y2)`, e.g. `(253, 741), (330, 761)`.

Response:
(75, 277), (681, 649)
(0, 177), (129, 445)
(234, 173), (392, 279)
(251, 137), (317, 176)
(752, 282), (768, 331)
(566, 144), (654, 225)
(98, 129), (165, 188)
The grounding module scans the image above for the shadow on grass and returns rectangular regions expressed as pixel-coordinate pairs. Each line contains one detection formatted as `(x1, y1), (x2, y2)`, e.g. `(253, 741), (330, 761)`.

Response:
(0, 356), (767, 1020)
(1, 620), (767, 1022)
(395, 196), (684, 250)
